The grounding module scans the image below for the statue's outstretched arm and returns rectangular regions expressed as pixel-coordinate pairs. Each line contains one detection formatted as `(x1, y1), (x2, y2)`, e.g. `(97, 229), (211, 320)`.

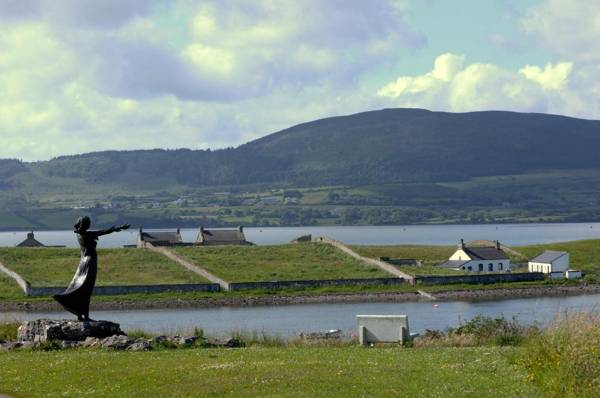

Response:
(89, 224), (130, 238)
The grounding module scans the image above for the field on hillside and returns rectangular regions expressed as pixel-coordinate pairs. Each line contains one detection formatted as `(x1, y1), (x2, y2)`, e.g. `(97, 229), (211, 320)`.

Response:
(0, 346), (538, 398)
(0, 248), (208, 287)
(172, 243), (389, 282)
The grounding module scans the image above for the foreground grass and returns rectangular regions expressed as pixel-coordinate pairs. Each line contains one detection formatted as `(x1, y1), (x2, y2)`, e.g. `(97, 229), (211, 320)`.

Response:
(173, 243), (389, 282)
(0, 247), (208, 287)
(516, 311), (600, 397)
(0, 346), (538, 398)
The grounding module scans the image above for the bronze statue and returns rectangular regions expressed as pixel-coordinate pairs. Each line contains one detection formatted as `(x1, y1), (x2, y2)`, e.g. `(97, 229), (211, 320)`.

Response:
(53, 217), (129, 321)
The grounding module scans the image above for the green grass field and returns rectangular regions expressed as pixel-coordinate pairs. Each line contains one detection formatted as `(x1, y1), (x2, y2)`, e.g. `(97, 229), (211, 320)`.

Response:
(0, 346), (538, 398)
(173, 243), (389, 282)
(0, 247), (208, 287)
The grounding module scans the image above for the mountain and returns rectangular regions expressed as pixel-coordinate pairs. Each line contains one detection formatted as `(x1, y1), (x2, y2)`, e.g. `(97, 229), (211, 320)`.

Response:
(3, 108), (600, 191)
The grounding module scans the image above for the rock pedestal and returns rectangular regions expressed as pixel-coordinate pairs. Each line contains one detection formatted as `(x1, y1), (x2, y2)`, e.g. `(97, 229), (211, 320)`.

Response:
(17, 319), (124, 343)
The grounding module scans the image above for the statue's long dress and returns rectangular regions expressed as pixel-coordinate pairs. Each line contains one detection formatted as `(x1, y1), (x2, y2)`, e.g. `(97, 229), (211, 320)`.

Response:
(53, 231), (102, 319)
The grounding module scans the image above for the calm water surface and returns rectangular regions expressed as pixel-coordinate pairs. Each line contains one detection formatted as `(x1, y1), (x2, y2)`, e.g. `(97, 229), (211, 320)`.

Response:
(3, 294), (599, 337)
(2, 223), (600, 248)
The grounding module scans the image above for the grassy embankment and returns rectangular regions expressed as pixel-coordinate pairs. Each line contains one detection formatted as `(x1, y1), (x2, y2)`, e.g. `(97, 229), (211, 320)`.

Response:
(2, 240), (600, 304)
(0, 248), (209, 300)
(172, 243), (389, 282)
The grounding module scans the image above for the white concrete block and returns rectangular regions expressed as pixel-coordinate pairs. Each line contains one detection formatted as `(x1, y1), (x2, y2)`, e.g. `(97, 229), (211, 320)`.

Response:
(356, 315), (410, 345)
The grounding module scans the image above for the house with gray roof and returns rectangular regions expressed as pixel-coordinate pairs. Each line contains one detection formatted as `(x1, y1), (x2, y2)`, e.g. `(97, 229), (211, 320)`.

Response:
(196, 226), (253, 246)
(137, 227), (185, 247)
(440, 239), (510, 273)
(528, 250), (569, 274)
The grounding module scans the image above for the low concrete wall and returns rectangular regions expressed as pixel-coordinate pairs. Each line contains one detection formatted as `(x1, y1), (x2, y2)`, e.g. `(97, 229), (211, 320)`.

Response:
(27, 283), (221, 297)
(228, 277), (405, 291)
(415, 272), (544, 285)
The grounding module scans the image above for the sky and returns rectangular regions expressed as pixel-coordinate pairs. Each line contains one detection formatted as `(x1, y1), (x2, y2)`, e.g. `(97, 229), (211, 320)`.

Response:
(1, 0), (599, 161)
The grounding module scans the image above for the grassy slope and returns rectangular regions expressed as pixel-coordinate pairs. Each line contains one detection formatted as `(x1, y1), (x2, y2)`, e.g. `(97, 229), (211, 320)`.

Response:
(173, 243), (389, 282)
(0, 347), (538, 398)
(0, 272), (22, 300)
(0, 247), (208, 286)
(351, 244), (460, 276)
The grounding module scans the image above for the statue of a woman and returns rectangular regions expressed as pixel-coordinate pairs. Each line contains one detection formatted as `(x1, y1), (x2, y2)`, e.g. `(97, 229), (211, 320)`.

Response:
(53, 216), (129, 321)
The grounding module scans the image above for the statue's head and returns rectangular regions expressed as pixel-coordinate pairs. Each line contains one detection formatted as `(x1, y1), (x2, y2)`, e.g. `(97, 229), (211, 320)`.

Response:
(74, 216), (91, 233)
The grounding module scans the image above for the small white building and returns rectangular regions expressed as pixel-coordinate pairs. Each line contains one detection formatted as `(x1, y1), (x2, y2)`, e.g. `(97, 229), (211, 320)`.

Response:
(440, 240), (510, 273)
(528, 251), (569, 274)
(565, 269), (582, 279)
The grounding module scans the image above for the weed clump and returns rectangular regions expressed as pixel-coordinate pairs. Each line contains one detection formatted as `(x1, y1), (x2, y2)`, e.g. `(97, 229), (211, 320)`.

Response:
(516, 311), (600, 398)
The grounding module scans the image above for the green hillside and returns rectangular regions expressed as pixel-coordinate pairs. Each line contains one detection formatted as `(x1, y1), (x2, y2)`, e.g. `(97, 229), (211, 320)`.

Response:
(2, 108), (600, 228)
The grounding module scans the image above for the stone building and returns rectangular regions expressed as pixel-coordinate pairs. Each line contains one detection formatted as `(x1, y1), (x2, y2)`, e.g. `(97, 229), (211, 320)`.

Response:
(196, 226), (253, 246)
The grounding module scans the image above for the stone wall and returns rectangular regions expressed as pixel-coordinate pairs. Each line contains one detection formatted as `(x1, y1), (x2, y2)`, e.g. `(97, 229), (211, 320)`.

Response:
(415, 272), (544, 285)
(228, 277), (405, 291)
(27, 283), (221, 297)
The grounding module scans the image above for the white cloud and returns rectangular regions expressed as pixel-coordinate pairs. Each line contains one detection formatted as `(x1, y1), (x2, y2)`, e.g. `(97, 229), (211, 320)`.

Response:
(377, 53), (585, 117)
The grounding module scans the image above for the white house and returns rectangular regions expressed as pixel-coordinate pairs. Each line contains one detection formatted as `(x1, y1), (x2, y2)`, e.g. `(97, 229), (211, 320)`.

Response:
(528, 251), (569, 274)
(440, 240), (510, 273)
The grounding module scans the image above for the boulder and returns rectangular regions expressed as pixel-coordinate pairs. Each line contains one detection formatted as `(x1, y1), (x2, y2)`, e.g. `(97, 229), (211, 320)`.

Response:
(127, 339), (152, 351)
(100, 335), (132, 350)
(178, 336), (199, 346)
(81, 337), (102, 348)
(205, 338), (244, 348)
(17, 319), (124, 343)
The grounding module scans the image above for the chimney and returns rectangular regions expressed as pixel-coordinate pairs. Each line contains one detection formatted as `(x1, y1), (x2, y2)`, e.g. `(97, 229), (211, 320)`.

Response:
(460, 239), (465, 249)
(239, 225), (244, 232)
(138, 226), (143, 235)
(496, 240), (501, 250)
(27, 231), (34, 239)
(200, 226), (204, 233)
(176, 227), (181, 235)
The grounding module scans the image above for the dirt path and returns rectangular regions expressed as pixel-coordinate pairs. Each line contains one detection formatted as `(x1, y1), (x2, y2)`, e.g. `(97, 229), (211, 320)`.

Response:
(145, 244), (230, 291)
(0, 259), (29, 295)
(317, 236), (415, 282)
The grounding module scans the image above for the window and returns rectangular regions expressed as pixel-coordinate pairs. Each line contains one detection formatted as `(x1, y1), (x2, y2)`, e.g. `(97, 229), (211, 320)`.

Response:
(468, 266), (472, 271)
(499, 263), (503, 270)
(478, 264), (483, 272)
(488, 263), (493, 272)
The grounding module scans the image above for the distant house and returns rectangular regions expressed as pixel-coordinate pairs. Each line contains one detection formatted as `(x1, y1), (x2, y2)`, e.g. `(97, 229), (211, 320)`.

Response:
(137, 227), (184, 247)
(196, 226), (253, 246)
(528, 251), (569, 274)
(440, 239), (510, 272)
(16, 232), (45, 248)
(15, 232), (66, 248)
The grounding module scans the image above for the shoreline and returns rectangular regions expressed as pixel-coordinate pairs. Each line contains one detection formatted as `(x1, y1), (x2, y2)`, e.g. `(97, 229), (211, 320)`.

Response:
(2, 284), (600, 312)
